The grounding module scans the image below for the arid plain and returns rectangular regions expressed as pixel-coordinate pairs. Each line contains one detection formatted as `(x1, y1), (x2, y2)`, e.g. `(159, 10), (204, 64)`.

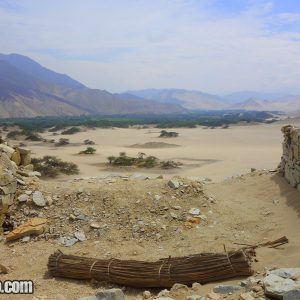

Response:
(27, 119), (300, 182)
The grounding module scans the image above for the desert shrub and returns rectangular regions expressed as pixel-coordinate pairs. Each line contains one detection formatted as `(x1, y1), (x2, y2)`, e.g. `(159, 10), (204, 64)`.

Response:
(31, 156), (79, 178)
(6, 131), (22, 139)
(84, 139), (95, 145)
(160, 160), (182, 169)
(159, 130), (179, 138)
(25, 133), (43, 141)
(107, 152), (159, 168)
(55, 138), (70, 147)
(61, 127), (81, 135)
(137, 155), (158, 168)
(79, 147), (96, 154)
(108, 152), (137, 166)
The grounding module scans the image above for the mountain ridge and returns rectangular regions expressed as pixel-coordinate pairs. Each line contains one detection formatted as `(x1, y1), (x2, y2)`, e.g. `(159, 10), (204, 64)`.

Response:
(0, 54), (185, 118)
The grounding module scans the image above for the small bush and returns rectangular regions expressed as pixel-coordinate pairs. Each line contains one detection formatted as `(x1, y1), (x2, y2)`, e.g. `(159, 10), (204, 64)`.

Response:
(160, 160), (182, 169)
(6, 130), (22, 139)
(79, 147), (96, 154)
(159, 130), (179, 138)
(55, 138), (70, 147)
(31, 156), (79, 178)
(61, 127), (81, 135)
(25, 133), (43, 141)
(84, 139), (95, 145)
(107, 152), (160, 168)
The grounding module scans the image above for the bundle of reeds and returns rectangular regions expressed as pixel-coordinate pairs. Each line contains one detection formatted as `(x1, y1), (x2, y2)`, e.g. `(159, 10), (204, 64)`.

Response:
(47, 236), (288, 288)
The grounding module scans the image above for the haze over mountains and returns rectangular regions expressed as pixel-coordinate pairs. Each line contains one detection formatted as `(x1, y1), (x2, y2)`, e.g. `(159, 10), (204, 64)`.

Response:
(127, 89), (300, 112)
(0, 53), (299, 118)
(0, 54), (184, 118)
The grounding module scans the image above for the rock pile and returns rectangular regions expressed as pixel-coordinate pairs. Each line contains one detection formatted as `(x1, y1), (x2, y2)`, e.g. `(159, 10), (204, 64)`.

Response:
(138, 268), (300, 300)
(0, 135), (39, 233)
(280, 125), (300, 191)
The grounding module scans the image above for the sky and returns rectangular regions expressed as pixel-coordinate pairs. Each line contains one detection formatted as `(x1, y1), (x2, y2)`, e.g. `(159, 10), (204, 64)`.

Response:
(0, 0), (300, 94)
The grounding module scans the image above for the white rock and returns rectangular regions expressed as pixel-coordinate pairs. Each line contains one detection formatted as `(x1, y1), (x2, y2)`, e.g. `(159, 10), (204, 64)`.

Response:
(18, 194), (29, 203)
(96, 288), (125, 300)
(74, 231), (86, 241)
(168, 179), (180, 189)
(32, 191), (46, 207)
(268, 268), (300, 279)
(263, 274), (300, 298)
(189, 208), (201, 216)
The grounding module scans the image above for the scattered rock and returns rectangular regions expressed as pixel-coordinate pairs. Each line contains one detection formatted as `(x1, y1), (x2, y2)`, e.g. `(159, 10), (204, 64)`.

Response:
(186, 295), (203, 300)
(188, 208), (201, 216)
(6, 218), (47, 241)
(263, 273), (300, 299)
(206, 292), (221, 300)
(192, 282), (202, 291)
(142, 290), (151, 299)
(63, 238), (78, 247)
(96, 288), (125, 300)
(168, 179), (180, 189)
(269, 268), (300, 279)
(239, 292), (255, 300)
(21, 236), (30, 242)
(17, 194), (29, 203)
(90, 223), (101, 229)
(74, 231), (86, 241)
(170, 283), (189, 292)
(283, 290), (300, 300)
(32, 191), (46, 207)
(213, 284), (243, 294)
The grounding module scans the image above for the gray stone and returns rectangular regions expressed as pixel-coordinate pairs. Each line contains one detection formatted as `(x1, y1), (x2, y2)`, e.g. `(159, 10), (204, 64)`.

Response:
(74, 231), (86, 241)
(28, 171), (41, 177)
(32, 191), (46, 207)
(269, 268), (300, 279)
(168, 179), (180, 189)
(21, 236), (30, 242)
(63, 238), (78, 247)
(213, 284), (243, 294)
(170, 283), (189, 292)
(189, 208), (201, 216)
(79, 297), (97, 300)
(96, 288), (125, 300)
(130, 173), (149, 180)
(263, 274), (300, 299)
(18, 194), (29, 203)
(239, 292), (255, 300)
(283, 290), (300, 300)
(186, 296), (204, 300)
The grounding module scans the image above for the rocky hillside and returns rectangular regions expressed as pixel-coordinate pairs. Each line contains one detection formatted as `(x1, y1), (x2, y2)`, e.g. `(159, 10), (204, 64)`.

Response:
(0, 54), (185, 118)
(128, 88), (300, 112)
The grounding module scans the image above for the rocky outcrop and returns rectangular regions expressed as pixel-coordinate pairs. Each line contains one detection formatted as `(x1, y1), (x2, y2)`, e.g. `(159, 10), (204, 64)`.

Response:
(0, 135), (36, 232)
(280, 125), (300, 191)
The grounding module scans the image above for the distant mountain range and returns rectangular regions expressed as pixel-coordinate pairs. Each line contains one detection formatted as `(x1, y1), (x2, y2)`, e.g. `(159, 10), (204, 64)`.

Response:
(0, 54), (184, 118)
(0, 53), (299, 118)
(127, 89), (300, 112)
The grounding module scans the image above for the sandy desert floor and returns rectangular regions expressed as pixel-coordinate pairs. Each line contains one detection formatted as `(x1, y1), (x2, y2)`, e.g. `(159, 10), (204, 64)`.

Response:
(19, 120), (300, 182)
(1, 120), (300, 299)
(1, 171), (299, 300)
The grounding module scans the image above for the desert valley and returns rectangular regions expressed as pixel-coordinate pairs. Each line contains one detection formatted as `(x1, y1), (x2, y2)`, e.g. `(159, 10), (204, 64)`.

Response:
(1, 1), (300, 299)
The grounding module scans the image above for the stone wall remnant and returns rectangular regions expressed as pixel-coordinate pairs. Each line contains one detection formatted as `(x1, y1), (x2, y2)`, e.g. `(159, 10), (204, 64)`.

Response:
(280, 125), (300, 191)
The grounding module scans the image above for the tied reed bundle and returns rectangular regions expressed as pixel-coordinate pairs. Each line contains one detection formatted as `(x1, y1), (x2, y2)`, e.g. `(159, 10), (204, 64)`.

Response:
(47, 236), (288, 288)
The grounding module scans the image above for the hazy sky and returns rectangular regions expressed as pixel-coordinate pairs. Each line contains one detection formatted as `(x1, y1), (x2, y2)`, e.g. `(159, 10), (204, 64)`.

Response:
(1, 0), (300, 94)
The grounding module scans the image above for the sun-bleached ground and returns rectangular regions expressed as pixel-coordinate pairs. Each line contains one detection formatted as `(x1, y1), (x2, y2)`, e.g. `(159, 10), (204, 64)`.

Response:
(23, 120), (300, 182)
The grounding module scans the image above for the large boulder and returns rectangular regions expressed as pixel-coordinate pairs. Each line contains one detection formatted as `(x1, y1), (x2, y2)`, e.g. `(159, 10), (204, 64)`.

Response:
(263, 271), (300, 299)
(19, 148), (31, 166)
(11, 149), (21, 166)
(0, 144), (15, 159)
